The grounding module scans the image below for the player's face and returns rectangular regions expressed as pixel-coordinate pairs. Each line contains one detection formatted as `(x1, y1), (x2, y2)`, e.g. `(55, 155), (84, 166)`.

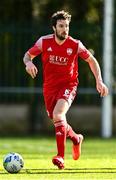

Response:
(54, 19), (69, 41)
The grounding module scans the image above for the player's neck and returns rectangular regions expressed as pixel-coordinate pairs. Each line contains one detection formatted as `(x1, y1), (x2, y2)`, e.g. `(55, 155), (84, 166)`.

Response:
(55, 36), (67, 45)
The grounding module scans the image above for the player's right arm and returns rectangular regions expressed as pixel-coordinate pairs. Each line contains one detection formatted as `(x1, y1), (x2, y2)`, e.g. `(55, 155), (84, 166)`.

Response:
(23, 37), (42, 78)
(23, 52), (38, 79)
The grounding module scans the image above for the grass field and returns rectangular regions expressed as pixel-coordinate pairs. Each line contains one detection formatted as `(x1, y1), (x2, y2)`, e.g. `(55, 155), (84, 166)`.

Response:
(0, 136), (116, 180)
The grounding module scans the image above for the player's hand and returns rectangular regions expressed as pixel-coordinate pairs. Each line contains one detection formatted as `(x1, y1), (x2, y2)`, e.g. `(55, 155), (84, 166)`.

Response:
(96, 80), (109, 97)
(25, 61), (38, 79)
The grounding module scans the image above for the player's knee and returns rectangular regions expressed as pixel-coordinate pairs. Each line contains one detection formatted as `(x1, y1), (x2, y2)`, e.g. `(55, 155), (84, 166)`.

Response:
(53, 111), (65, 122)
(53, 111), (67, 129)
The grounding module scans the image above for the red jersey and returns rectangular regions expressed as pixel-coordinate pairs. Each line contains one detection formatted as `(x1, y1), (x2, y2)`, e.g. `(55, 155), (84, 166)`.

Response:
(28, 34), (90, 89)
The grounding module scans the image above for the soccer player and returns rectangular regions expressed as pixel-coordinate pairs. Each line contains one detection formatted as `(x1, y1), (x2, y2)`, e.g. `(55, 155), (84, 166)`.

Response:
(23, 10), (108, 169)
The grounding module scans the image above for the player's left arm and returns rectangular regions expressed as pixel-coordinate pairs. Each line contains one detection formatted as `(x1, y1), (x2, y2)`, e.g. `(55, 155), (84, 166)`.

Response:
(85, 54), (109, 97)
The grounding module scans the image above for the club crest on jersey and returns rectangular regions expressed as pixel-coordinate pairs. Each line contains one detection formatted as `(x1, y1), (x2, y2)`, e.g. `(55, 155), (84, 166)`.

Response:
(67, 48), (73, 55)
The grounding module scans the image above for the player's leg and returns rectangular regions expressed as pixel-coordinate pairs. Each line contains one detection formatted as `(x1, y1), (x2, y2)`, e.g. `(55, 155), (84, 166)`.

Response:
(61, 85), (83, 161)
(52, 98), (69, 169)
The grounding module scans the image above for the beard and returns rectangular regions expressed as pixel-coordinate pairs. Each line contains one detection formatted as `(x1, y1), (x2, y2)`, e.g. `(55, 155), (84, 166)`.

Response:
(55, 30), (68, 41)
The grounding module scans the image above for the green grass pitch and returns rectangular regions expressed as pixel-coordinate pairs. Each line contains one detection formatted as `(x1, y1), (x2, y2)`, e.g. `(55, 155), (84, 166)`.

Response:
(0, 136), (116, 180)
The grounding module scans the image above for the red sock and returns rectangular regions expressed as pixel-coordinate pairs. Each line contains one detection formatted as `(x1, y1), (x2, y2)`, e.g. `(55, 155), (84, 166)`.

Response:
(66, 124), (78, 145)
(54, 121), (67, 158)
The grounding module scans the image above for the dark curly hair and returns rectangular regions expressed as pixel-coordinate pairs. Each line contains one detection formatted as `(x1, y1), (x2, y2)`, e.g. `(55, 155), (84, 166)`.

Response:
(51, 10), (71, 27)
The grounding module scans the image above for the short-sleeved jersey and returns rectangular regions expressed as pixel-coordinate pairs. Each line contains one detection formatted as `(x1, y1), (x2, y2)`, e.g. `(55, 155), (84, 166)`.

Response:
(28, 34), (90, 89)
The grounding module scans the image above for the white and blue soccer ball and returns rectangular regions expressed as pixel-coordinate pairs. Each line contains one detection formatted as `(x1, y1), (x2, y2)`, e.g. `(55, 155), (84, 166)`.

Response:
(3, 152), (24, 173)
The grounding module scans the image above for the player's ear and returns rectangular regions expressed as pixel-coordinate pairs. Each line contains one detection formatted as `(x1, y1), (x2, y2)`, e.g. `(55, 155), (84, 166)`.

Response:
(52, 26), (56, 32)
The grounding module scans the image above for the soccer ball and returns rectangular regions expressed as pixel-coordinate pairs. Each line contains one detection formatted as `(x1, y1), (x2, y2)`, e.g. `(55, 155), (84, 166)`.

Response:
(3, 152), (24, 173)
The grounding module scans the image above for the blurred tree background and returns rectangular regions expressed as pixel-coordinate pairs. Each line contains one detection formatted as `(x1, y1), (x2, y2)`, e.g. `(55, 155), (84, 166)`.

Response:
(0, 0), (115, 104)
(0, 0), (115, 135)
